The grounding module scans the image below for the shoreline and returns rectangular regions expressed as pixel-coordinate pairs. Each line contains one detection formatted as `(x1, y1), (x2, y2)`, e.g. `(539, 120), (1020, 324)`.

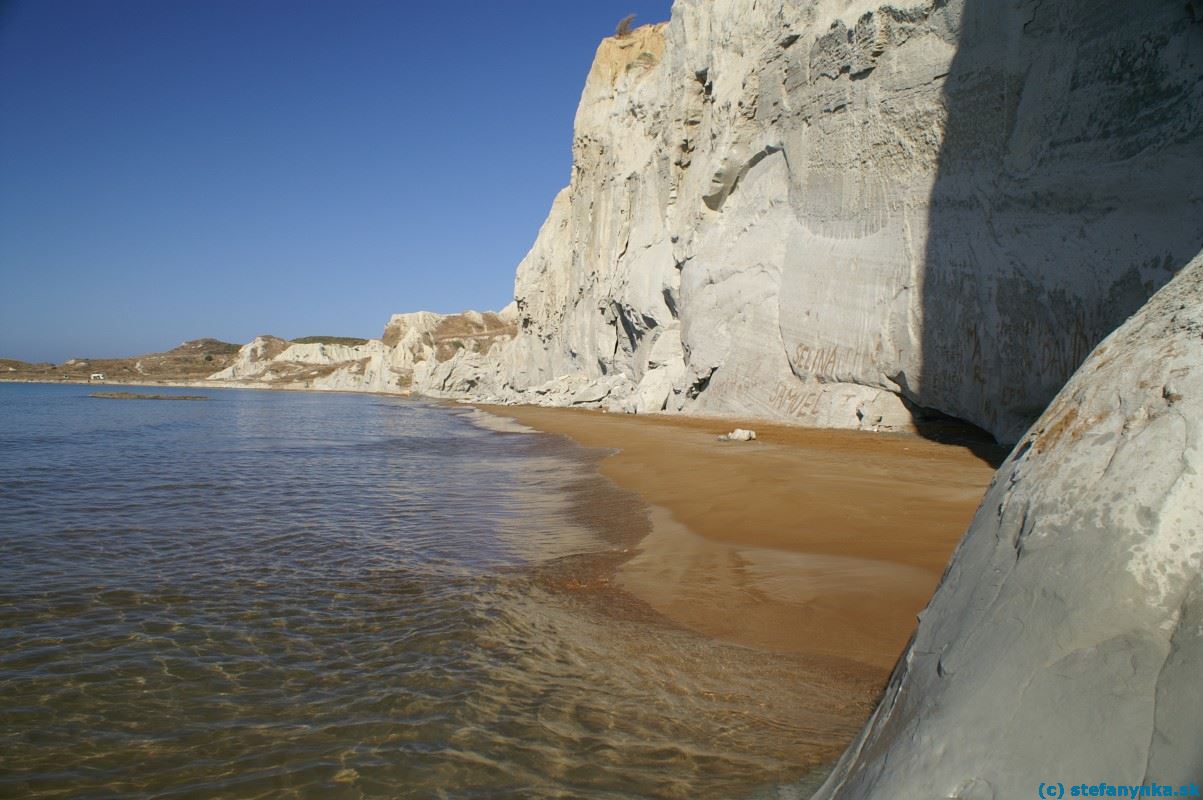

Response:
(0, 377), (411, 399)
(474, 403), (1001, 675)
(2, 378), (1002, 780)
(4, 378), (998, 671)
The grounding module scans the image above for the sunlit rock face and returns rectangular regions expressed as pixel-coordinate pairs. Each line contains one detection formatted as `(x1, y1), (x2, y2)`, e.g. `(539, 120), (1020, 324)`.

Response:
(814, 253), (1203, 799)
(437, 0), (1203, 441)
(206, 310), (516, 394)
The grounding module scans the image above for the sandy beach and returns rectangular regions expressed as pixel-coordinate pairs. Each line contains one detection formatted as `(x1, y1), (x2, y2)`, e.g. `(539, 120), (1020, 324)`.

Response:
(478, 405), (1002, 676)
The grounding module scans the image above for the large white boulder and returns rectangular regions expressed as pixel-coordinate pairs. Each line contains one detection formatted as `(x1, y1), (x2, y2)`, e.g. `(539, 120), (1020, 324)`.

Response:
(815, 254), (1203, 799)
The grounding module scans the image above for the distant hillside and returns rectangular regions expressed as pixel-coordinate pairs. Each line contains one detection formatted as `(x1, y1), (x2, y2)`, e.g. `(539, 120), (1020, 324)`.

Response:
(0, 339), (243, 384)
(166, 338), (242, 356)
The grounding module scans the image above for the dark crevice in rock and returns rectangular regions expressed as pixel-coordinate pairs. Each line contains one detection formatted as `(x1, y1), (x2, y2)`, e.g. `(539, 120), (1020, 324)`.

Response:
(904, 398), (1009, 467)
(686, 366), (716, 399)
(662, 287), (679, 319)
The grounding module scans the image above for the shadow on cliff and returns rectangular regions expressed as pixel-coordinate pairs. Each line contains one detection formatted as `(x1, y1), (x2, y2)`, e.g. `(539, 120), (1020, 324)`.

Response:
(915, 0), (1203, 447)
(907, 403), (1008, 468)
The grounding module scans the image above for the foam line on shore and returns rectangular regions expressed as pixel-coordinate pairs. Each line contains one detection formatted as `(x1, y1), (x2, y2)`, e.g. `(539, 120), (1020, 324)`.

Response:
(458, 406), (539, 435)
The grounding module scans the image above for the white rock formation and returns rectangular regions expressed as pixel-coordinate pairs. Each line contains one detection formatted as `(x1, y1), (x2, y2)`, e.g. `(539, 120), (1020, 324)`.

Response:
(403, 0), (1202, 443)
(202, 1), (1201, 444)
(720, 428), (757, 441)
(814, 251), (1203, 799)
(206, 311), (514, 394)
(208, 335), (291, 381)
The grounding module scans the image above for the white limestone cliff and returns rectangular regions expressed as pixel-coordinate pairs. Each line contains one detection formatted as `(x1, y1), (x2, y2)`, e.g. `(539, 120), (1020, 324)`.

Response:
(204, 0), (1202, 444)
(813, 250), (1203, 799)
(206, 311), (514, 394)
(408, 0), (1203, 443)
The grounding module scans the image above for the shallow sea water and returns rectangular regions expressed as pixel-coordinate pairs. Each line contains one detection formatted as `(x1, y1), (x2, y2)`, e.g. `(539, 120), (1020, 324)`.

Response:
(0, 383), (850, 799)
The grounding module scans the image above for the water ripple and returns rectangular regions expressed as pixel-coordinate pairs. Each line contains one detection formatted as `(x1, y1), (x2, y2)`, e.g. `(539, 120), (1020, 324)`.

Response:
(0, 384), (847, 799)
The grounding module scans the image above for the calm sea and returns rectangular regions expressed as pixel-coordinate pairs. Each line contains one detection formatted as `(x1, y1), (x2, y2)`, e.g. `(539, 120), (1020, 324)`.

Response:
(0, 383), (838, 799)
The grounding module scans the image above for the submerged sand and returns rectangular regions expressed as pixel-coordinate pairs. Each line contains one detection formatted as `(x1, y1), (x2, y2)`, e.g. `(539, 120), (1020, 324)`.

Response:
(90, 391), (210, 401)
(477, 405), (1000, 675)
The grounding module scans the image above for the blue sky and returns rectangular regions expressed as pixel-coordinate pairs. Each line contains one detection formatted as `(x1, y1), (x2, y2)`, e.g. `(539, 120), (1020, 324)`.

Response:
(0, 0), (672, 362)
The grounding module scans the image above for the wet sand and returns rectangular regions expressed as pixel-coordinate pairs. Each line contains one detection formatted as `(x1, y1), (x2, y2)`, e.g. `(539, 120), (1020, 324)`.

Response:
(476, 405), (1001, 675)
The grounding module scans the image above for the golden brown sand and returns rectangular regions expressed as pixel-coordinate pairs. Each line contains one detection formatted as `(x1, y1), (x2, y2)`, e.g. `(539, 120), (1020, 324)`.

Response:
(477, 405), (1001, 677)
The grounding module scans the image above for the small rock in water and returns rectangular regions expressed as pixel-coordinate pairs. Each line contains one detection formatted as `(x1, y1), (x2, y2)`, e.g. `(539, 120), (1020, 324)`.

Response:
(720, 428), (756, 441)
(90, 391), (209, 401)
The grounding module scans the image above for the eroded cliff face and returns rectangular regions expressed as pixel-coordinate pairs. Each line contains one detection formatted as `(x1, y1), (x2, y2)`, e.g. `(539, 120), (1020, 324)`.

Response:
(205, 309), (516, 393)
(435, 0), (1203, 443)
(203, 0), (1201, 443)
